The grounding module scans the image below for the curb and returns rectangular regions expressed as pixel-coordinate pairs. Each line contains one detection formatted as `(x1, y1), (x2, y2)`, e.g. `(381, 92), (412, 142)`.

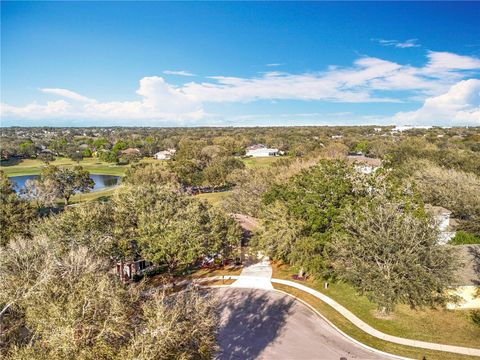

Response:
(272, 288), (413, 360)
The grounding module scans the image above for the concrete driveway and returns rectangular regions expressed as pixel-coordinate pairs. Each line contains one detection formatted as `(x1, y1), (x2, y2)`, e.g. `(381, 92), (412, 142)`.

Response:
(213, 288), (401, 360)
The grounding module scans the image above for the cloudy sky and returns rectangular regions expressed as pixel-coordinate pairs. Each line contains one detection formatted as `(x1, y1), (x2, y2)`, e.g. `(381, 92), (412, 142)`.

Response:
(1, 2), (479, 127)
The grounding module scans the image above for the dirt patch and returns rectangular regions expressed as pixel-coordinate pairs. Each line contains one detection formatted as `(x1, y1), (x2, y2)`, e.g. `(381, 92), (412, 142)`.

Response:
(371, 309), (396, 320)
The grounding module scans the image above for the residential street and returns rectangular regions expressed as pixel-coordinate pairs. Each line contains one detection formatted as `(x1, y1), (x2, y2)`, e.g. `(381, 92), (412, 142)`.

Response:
(214, 288), (402, 360)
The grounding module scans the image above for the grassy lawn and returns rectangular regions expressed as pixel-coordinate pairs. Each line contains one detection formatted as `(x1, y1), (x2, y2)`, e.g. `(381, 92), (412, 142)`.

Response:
(274, 284), (478, 360)
(241, 156), (283, 169)
(195, 190), (232, 206)
(69, 187), (117, 204)
(272, 263), (480, 350)
(144, 265), (242, 288)
(1, 157), (128, 176)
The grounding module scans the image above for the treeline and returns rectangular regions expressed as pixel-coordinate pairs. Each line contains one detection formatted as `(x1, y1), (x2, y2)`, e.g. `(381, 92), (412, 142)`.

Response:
(2, 126), (479, 165)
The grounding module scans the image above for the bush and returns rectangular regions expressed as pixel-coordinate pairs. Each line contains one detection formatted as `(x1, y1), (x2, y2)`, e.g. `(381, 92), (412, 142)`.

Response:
(471, 310), (480, 327)
(449, 231), (480, 245)
(132, 265), (167, 282)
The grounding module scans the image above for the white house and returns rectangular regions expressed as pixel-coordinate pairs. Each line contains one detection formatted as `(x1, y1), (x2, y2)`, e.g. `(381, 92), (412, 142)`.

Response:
(153, 148), (176, 160)
(245, 144), (279, 157)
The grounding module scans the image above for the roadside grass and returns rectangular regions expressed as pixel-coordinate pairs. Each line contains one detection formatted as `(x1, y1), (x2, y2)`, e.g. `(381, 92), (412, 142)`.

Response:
(1, 157), (128, 176)
(272, 263), (480, 349)
(274, 283), (478, 360)
(186, 266), (242, 279)
(241, 156), (283, 168)
(144, 265), (242, 289)
(195, 190), (232, 206)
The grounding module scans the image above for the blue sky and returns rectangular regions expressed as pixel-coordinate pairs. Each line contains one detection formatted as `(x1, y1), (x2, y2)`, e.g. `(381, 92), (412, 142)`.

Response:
(1, 1), (479, 127)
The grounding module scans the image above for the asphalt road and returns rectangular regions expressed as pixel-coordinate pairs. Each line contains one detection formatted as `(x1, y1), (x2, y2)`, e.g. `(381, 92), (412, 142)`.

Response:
(213, 288), (400, 360)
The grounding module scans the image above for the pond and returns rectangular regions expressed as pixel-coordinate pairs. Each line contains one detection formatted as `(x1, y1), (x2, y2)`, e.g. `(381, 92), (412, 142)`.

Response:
(10, 174), (121, 193)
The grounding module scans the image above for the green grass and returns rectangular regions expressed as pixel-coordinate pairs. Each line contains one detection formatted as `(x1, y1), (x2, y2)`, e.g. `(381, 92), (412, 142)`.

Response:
(274, 284), (478, 360)
(449, 231), (480, 245)
(241, 156), (283, 169)
(272, 263), (480, 349)
(1, 157), (128, 176)
(195, 191), (232, 206)
(69, 187), (117, 204)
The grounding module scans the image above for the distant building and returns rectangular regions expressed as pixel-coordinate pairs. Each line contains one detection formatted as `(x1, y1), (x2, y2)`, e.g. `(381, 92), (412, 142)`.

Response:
(331, 135), (343, 139)
(153, 148), (176, 160)
(425, 205), (456, 244)
(390, 125), (432, 133)
(347, 154), (382, 174)
(245, 144), (279, 157)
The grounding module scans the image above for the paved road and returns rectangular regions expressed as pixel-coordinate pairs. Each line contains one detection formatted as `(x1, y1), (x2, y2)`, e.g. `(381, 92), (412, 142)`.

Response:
(214, 288), (400, 360)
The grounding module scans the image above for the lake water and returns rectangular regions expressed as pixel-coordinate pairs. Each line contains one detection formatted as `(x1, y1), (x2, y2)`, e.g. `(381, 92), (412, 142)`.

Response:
(10, 174), (121, 193)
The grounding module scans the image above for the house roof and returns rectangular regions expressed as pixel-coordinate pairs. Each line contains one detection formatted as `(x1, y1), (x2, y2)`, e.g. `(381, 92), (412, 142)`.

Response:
(346, 155), (382, 167)
(231, 213), (259, 232)
(154, 148), (175, 155)
(246, 144), (267, 151)
(425, 204), (452, 216)
(121, 148), (140, 155)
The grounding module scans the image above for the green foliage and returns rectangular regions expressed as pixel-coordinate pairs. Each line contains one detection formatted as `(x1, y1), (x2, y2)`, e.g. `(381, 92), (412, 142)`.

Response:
(123, 163), (179, 187)
(81, 148), (92, 157)
(1, 235), (219, 359)
(258, 160), (361, 275)
(39, 165), (95, 204)
(37, 152), (55, 164)
(18, 140), (36, 158)
(69, 151), (83, 163)
(98, 149), (118, 163)
(264, 160), (356, 235)
(112, 185), (242, 271)
(0, 171), (36, 246)
(202, 156), (244, 187)
(449, 231), (480, 245)
(31, 202), (121, 261)
(471, 310), (480, 327)
(330, 194), (459, 314)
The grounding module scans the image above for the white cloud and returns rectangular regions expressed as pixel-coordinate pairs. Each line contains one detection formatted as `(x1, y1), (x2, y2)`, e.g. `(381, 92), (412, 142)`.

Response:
(41, 88), (95, 103)
(391, 79), (480, 126)
(266, 63), (284, 67)
(163, 70), (195, 76)
(2, 76), (203, 122)
(424, 51), (480, 73)
(372, 38), (420, 48)
(2, 51), (479, 125)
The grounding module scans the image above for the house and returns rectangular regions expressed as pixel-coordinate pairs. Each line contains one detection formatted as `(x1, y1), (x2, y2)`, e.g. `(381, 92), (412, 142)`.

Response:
(245, 144), (279, 157)
(331, 135), (343, 139)
(425, 205), (456, 244)
(153, 148), (176, 160)
(447, 245), (480, 309)
(346, 154), (382, 174)
(121, 148), (141, 156)
(116, 259), (152, 282)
